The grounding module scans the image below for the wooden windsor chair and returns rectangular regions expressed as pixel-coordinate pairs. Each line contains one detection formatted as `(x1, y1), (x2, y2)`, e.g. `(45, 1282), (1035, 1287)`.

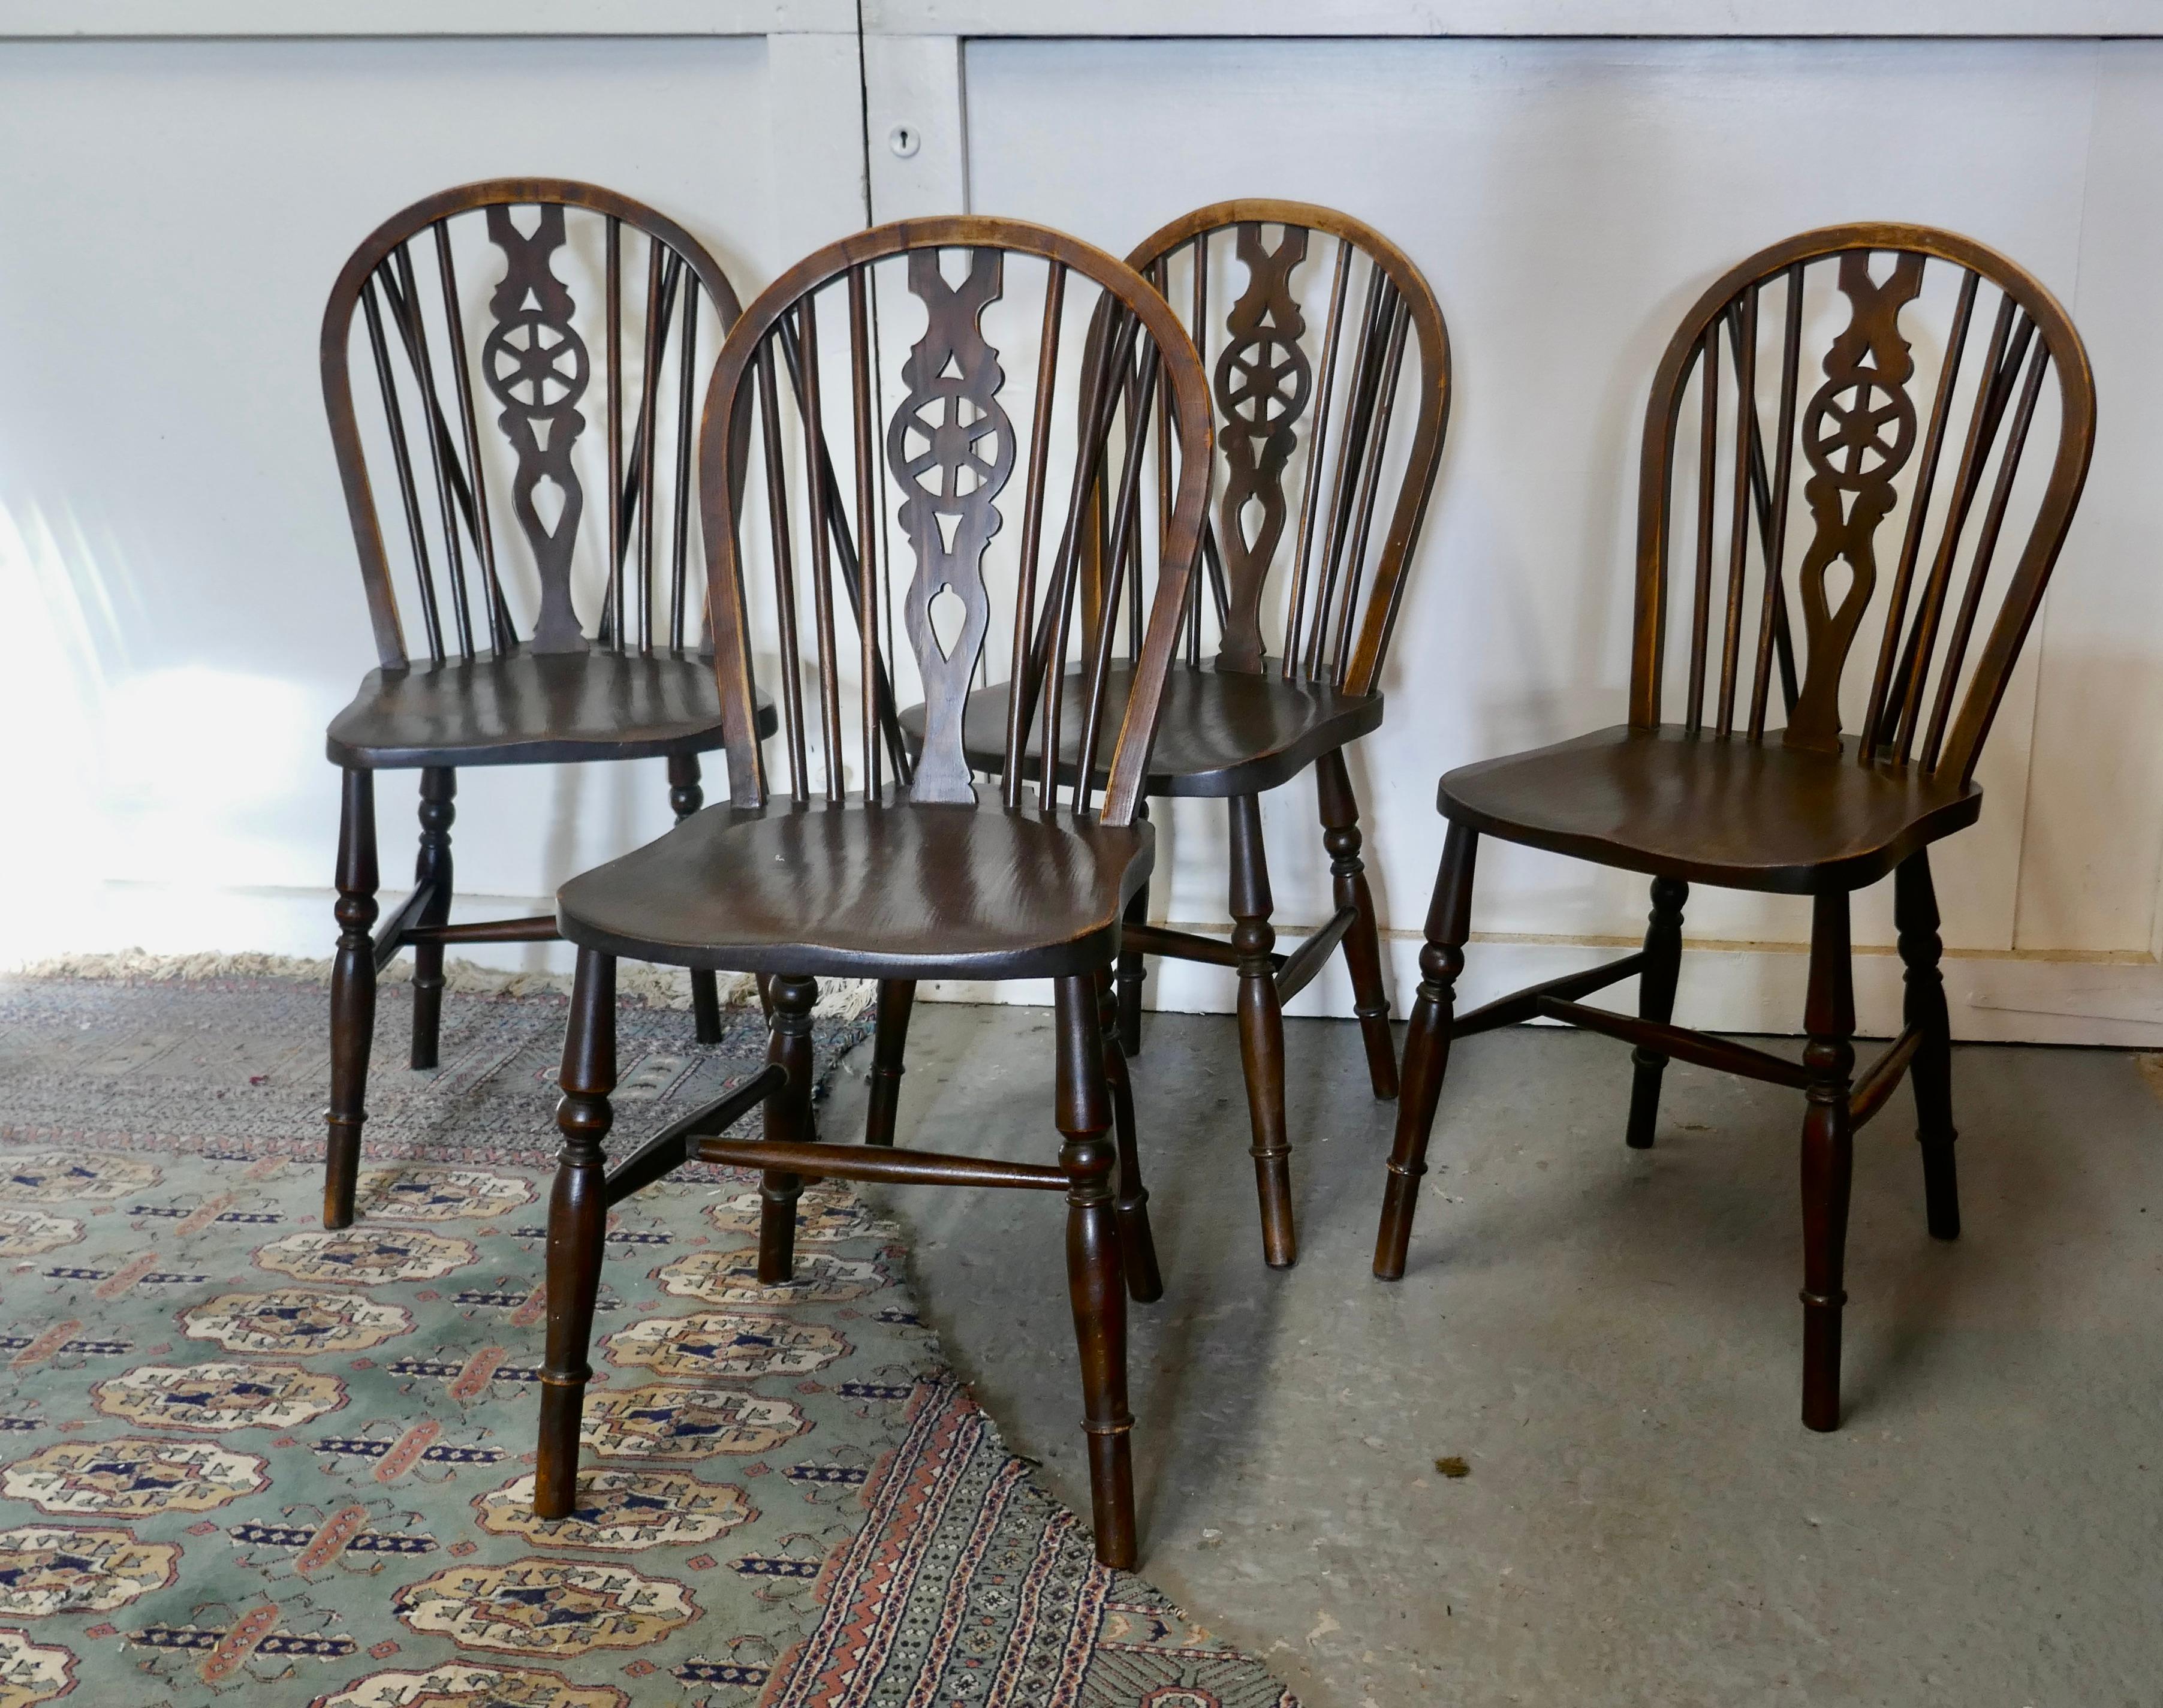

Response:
(532, 216), (1213, 1570)
(887, 201), (1451, 1269)
(318, 179), (780, 1231)
(1373, 224), (2095, 1431)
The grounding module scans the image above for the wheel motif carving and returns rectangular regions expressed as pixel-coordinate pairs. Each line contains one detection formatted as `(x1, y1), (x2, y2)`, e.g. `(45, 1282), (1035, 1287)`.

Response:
(483, 204), (591, 653)
(1785, 250), (1926, 752)
(1803, 370), (1915, 484)
(886, 249), (1014, 803)
(485, 315), (587, 415)
(1213, 224), (1312, 672)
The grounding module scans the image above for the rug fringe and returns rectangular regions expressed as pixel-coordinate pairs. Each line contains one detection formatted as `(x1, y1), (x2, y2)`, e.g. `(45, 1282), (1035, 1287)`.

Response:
(11, 948), (876, 1022)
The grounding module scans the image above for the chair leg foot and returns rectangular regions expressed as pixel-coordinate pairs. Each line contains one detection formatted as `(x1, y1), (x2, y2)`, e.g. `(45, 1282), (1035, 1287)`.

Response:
(409, 983), (446, 1070)
(1083, 1424), (1138, 1570)
(865, 980), (915, 1147)
(758, 974), (818, 1285)
(535, 947), (616, 1519)
(1800, 1290), (1845, 1433)
(758, 1171), (799, 1284)
(1318, 748), (1398, 1100)
(1100, 972), (1162, 1303)
(1056, 975), (1136, 1570)
(323, 1126), (361, 1233)
(1373, 823), (1476, 1280)
(534, 1380), (589, 1516)
(1919, 1139), (1961, 1242)
(1624, 876), (1687, 1150)
(1623, 1059), (1661, 1149)
(326, 768), (378, 1231)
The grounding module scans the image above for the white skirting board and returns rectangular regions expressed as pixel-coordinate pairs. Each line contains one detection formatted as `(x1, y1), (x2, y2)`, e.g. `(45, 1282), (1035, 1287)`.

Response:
(920, 926), (2163, 1049)
(35, 884), (2163, 1050)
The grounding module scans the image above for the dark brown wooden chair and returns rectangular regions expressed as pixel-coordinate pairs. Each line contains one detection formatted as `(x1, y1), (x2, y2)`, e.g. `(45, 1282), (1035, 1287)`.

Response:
(318, 179), (778, 1231)
(532, 216), (1213, 1569)
(1374, 224), (2095, 1431)
(888, 201), (1451, 1267)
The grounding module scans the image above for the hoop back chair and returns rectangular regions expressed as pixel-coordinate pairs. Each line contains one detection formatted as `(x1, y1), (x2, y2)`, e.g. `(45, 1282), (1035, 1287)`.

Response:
(534, 216), (1213, 1569)
(1374, 224), (2095, 1432)
(887, 201), (1451, 1269)
(318, 179), (775, 1230)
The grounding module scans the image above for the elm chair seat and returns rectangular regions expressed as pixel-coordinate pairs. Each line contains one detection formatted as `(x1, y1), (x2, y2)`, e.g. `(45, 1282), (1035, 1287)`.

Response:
(556, 801), (1152, 979)
(1438, 725), (1982, 894)
(897, 661), (1384, 799)
(327, 650), (779, 769)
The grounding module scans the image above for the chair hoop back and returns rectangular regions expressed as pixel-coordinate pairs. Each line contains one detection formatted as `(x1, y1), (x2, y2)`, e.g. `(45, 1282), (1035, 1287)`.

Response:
(322, 178), (745, 670)
(1125, 200), (1451, 698)
(699, 215), (1215, 830)
(1631, 222), (2095, 785)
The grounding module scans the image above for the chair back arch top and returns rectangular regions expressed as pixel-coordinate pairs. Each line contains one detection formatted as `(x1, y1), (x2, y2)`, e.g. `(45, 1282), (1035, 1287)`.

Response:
(698, 215), (1215, 830)
(1123, 199), (1452, 700)
(321, 177), (746, 671)
(1631, 221), (2095, 786)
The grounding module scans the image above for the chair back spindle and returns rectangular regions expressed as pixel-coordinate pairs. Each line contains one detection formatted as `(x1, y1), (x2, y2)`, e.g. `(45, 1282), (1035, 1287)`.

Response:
(322, 179), (745, 670)
(1632, 224), (2094, 785)
(700, 218), (1214, 830)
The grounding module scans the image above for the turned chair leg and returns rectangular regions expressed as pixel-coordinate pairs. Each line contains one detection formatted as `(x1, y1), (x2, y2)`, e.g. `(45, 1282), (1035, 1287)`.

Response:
(326, 767), (379, 1231)
(668, 755), (726, 1046)
(1317, 747), (1398, 1100)
(409, 767), (456, 1071)
(864, 980), (915, 1147)
(1375, 821), (1477, 1280)
(1099, 970), (1162, 1303)
(1228, 792), (1296, 1267)
(1116, 879), (1149, 1058)
(1896, 852), (1961, 1240)
(1624, 876), (1689, 1149)
(1799, 890), (1857, 1432)
(758, 974), (819, 1285)
(535, 947), (616, 1518)
(1055, 974), (1137, 1569)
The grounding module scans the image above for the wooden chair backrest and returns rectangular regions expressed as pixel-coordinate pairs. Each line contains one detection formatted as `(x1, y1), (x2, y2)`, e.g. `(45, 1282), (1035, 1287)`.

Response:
(699, 216), (1214, 827)
(1633, 223), (2094, 784)
(323, 178), (745, 667)
(1126, 200), (1451, 697)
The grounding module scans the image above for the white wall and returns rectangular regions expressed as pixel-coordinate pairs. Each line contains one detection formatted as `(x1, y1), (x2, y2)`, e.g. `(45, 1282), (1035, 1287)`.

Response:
(0, 25), (863, 968)
(7, 5), (2163, 1041)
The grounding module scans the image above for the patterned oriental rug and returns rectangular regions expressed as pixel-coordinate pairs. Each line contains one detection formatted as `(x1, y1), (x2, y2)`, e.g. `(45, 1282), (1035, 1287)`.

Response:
(0, 969), (1295, 1707)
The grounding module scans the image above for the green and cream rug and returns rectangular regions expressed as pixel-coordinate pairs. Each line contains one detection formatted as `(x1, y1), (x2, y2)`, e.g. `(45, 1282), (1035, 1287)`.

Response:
(0, 967), (1293, 1707)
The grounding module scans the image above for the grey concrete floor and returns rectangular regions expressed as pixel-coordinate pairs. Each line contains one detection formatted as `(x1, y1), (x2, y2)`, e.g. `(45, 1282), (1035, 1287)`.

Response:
(819, 1004), (2163, 1708)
